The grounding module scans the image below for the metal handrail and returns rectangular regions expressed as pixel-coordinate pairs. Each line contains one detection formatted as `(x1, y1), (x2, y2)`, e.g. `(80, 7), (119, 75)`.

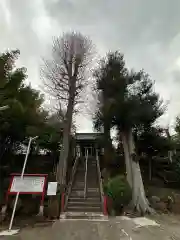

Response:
(96, 150), (104, 210)
(84, 149), (88, 199)
(64, 154), (80, 209)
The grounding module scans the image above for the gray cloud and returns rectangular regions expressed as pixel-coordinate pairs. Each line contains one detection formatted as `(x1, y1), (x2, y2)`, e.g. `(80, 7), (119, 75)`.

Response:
(1, 0), (180, 131)
(43, 0), (180, 47)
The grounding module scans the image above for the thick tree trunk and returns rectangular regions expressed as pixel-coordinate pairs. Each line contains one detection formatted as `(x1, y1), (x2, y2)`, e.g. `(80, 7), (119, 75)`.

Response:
(57, 85), (75, 190)
(57, 122), (70, 188)
(121, 132), (133, 187)
(130, 160), (152, 213)
(121, 129), (154, 214)
(104, 122), (113, 166)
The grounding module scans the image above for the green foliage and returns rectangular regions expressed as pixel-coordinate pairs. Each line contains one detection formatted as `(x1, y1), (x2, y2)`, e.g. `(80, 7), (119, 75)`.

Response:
(36, 112), (64, 154)
(175, 117), (180, 135)
(135, 126), (171, 157)
(171, 118), (180, 182)
(112, 70), (164, 131)
(93, 52), (127, 132)
(93, 51), (164, 162)
(0, 50), (63, 160)
(104, 175), (131, 213)
(0, 50), (45, 156)
(174, 117), (180, 150)
(0, 49), (65, 205)
(93, 52), (125, 164)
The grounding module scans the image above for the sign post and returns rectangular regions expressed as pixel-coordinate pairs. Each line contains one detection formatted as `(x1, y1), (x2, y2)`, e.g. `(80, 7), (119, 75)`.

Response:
(8, 136), (38, 231)
(0, 174), (47, 236)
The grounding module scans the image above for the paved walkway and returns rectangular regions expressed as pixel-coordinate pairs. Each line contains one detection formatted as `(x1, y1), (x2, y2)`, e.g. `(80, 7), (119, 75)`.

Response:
(1, 215), (180, 240)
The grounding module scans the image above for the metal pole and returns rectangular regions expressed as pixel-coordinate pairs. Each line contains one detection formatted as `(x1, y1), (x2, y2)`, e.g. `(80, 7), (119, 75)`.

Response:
(8, 193), (19, 231)
(84, 149), (88, 199)
(8, 136), (38, 231)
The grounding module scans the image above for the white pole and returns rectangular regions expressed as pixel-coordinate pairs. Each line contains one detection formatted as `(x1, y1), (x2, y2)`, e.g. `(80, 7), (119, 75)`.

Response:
(8, 193), (19, 231)
(8, 136), (38, 231)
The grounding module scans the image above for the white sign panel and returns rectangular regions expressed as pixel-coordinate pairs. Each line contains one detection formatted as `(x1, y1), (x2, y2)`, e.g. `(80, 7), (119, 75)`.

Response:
(10, 176), (45, 193)
(47, 182), (57, 196)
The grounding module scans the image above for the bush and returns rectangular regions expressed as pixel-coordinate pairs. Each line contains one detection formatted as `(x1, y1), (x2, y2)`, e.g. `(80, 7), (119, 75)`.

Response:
(104, 175), (131, 214)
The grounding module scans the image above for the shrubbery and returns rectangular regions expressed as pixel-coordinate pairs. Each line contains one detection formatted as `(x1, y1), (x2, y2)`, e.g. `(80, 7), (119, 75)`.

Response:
(104, 175), (131, 215)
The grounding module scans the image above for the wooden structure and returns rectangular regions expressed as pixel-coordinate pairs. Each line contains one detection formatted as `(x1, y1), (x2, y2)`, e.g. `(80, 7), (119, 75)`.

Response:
(75, 133), (103, 157)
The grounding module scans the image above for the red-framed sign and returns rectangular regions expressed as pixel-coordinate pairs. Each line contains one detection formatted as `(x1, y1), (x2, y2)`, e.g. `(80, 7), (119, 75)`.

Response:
(7, 173), (48, 205)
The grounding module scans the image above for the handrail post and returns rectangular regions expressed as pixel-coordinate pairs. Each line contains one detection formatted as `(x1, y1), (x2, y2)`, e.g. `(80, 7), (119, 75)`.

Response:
(64, 153), (80, 211)
(96, 149), (105, 213)
(84, 149), (88, 199)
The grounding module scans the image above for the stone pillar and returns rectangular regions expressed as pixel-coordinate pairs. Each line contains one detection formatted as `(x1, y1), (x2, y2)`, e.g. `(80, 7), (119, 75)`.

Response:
(95, 148), (98, 160)
(37, 205), (44, 217)
(94, 143), (98, 157)
(90, 146), (92, 157)
(76, 144), (81, 157)
(0, 205), (7, 221)
(102, 148), (104, 155)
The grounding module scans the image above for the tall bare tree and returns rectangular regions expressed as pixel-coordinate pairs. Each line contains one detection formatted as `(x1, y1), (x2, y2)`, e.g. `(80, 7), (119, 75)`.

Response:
(41, 32), (92, 190)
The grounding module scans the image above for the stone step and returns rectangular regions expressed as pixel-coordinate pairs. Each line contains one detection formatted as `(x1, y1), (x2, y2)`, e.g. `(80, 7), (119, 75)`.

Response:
(73, 183), (85, 187)
(87, 186), (100, 189)
(60, 212), (107, 220)
(75, 174), (85, 177)
(74, 179), (85, 182)
(78, 163), (96, 167)
(67, 202), (101, 207)
(66, 205), (102, 212)
(72, 184), (99, 188)
(75, 173), (85, 176)
(76, 171), (97, 174)
(87, 181), (99, 184)
(68, 197), (101, 202)
(70, 191), (101, 198)
(72, 189), (100, 192)
(77, 166), (97, 169)
(71, 188), (100, 192)
(87, 188), (100, 191)
(74, 179), (98, 182)
(72, 186), (99, 191)
(74, 181), (99, 185)
(71, 187), (100, 191)
(75, 177), (98, 181)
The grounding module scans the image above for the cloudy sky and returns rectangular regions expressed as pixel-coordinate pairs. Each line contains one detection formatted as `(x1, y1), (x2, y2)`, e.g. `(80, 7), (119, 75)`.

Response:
(1, 0), (180, 132)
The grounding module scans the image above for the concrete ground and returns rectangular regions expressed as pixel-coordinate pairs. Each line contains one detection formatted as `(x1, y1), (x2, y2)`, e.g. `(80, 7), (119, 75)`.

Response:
(1, 214), (180, 240)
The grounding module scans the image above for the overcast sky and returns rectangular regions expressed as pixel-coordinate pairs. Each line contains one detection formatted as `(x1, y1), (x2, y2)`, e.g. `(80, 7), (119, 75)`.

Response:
(1, 0), (180, 132)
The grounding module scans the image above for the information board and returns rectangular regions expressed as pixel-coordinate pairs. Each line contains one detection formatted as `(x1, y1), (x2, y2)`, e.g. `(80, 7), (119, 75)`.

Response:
(10, 176), (45, 193)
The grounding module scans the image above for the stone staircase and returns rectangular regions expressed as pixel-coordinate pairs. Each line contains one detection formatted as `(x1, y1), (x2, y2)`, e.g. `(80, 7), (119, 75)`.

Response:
(61, 156), (105, 219)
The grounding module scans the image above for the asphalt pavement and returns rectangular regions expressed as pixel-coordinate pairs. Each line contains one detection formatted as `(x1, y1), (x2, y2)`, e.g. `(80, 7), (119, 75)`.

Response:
(1, 214), (180, 240)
